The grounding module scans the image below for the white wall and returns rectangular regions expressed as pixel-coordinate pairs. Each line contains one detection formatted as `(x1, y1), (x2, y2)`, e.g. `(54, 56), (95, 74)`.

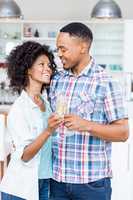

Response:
(16, 0), (133, 20)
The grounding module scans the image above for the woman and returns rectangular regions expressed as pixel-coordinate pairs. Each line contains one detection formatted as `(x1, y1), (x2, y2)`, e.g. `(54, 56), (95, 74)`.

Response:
(0, 41), (61, 200)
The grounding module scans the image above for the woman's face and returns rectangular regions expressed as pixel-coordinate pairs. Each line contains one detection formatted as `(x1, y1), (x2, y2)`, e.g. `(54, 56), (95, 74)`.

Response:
(28, 54), (53, 85)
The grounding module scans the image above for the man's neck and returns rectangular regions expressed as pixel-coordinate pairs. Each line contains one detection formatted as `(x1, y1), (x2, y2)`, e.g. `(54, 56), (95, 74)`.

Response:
(72, 55), (91, 76)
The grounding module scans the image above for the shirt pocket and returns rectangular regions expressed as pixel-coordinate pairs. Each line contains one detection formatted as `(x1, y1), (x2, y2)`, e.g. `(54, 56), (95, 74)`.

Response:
(92, 95), (104, 122)
(72, 93), (96, 119)
(30, 115), (43, 138)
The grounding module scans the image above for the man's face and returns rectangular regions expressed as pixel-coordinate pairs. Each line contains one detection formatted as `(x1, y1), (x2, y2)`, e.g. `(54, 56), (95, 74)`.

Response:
(56, 32), (84, 70)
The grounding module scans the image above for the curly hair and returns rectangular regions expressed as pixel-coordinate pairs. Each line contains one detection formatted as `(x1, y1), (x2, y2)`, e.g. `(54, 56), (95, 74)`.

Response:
(7, 41), (57, 94)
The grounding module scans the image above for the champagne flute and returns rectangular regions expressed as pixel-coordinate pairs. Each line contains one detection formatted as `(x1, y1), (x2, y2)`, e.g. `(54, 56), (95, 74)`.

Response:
(56, 93), (74, 136)
(56, 93), (68, 118)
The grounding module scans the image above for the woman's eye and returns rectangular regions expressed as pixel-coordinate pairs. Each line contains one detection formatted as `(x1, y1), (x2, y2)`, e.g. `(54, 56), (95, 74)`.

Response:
(48, 63), (52, 68)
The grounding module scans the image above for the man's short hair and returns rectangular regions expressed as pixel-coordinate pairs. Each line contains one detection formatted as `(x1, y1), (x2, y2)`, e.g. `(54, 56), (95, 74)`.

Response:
(60, 22), (93, 43)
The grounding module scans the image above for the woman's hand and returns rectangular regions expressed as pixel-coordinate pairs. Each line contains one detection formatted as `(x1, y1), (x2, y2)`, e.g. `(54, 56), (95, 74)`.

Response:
(46, 113), (63, 134)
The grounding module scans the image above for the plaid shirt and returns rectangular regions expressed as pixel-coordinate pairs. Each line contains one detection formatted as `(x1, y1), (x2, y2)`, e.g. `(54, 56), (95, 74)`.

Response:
(49, 58), (127, 183)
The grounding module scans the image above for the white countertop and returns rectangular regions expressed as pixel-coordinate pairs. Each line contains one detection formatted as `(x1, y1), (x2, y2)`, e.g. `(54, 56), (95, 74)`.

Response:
(0, 105), (11, 114)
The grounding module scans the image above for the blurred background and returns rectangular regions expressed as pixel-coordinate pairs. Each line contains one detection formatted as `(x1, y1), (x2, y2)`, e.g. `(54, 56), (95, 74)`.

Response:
(0, 1), (133, 200)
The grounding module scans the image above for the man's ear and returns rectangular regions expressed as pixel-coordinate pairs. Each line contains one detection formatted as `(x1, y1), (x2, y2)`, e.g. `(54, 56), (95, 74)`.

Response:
(81, 42), (89, 54)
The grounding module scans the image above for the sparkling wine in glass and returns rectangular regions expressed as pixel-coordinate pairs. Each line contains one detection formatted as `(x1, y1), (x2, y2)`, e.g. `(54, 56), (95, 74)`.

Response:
(56, 93), (68, 118)
(56, 93), (74, 136)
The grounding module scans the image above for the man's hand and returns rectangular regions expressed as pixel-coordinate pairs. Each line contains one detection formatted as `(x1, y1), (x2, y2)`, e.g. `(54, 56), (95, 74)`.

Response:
(64, 114), (88, 132)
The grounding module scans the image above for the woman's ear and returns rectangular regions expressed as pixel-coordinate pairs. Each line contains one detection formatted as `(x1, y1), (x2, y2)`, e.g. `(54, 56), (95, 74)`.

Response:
(27, 69), (31, 76)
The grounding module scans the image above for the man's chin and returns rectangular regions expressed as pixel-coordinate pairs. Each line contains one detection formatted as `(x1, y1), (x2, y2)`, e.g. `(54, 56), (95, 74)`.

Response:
(63, 64), (70, 70)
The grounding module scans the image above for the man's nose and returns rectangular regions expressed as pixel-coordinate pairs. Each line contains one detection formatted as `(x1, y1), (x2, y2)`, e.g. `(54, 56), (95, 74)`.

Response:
(58, 49), (63, 58)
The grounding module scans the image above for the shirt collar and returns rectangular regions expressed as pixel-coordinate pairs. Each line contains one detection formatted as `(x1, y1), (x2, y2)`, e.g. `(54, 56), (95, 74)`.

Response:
(21, 89), (39, 109)
(62, 57), (95, 78)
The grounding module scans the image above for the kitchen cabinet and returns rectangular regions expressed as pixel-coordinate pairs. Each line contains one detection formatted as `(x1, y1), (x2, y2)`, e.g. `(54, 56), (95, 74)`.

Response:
(0, 20), (22, 63)
(89, 20), (124, 68)
(0, 113), (9, 181)
(111, 141), (131, 200)
(123, 20), (133, 73)
(111, 103), (133, 200)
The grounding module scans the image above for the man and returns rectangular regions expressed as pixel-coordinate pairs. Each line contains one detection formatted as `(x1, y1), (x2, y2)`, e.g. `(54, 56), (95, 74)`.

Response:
(49, 22), (129, 200)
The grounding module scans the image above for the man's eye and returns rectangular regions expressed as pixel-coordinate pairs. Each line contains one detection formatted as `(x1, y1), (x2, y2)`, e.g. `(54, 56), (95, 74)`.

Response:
(39, 63), (44, 66)
(57, 48), (66, 53)
(54, 48), (58, 53)
(61, 49), (66, 53)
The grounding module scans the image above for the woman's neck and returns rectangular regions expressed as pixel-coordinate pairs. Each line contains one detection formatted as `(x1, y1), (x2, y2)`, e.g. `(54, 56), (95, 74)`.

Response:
(25, 84), (42, 97)
(25, 85), (45, 112)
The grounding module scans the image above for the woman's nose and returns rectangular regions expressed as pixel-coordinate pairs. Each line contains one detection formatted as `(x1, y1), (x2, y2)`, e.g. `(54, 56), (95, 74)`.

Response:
(43, 64), (52, 72)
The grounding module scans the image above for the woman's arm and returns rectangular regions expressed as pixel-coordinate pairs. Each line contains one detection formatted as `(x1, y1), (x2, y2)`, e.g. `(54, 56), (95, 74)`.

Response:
(21, 114), (61, 162)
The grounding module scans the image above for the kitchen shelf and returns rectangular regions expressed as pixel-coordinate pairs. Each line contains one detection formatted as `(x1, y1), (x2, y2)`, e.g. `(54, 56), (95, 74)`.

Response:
(0, 19), (132, 73)
(22, 37), (56, 41)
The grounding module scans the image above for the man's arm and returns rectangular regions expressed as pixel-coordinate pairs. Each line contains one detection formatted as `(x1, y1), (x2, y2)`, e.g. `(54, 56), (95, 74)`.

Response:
(64, 114), (129, 142)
